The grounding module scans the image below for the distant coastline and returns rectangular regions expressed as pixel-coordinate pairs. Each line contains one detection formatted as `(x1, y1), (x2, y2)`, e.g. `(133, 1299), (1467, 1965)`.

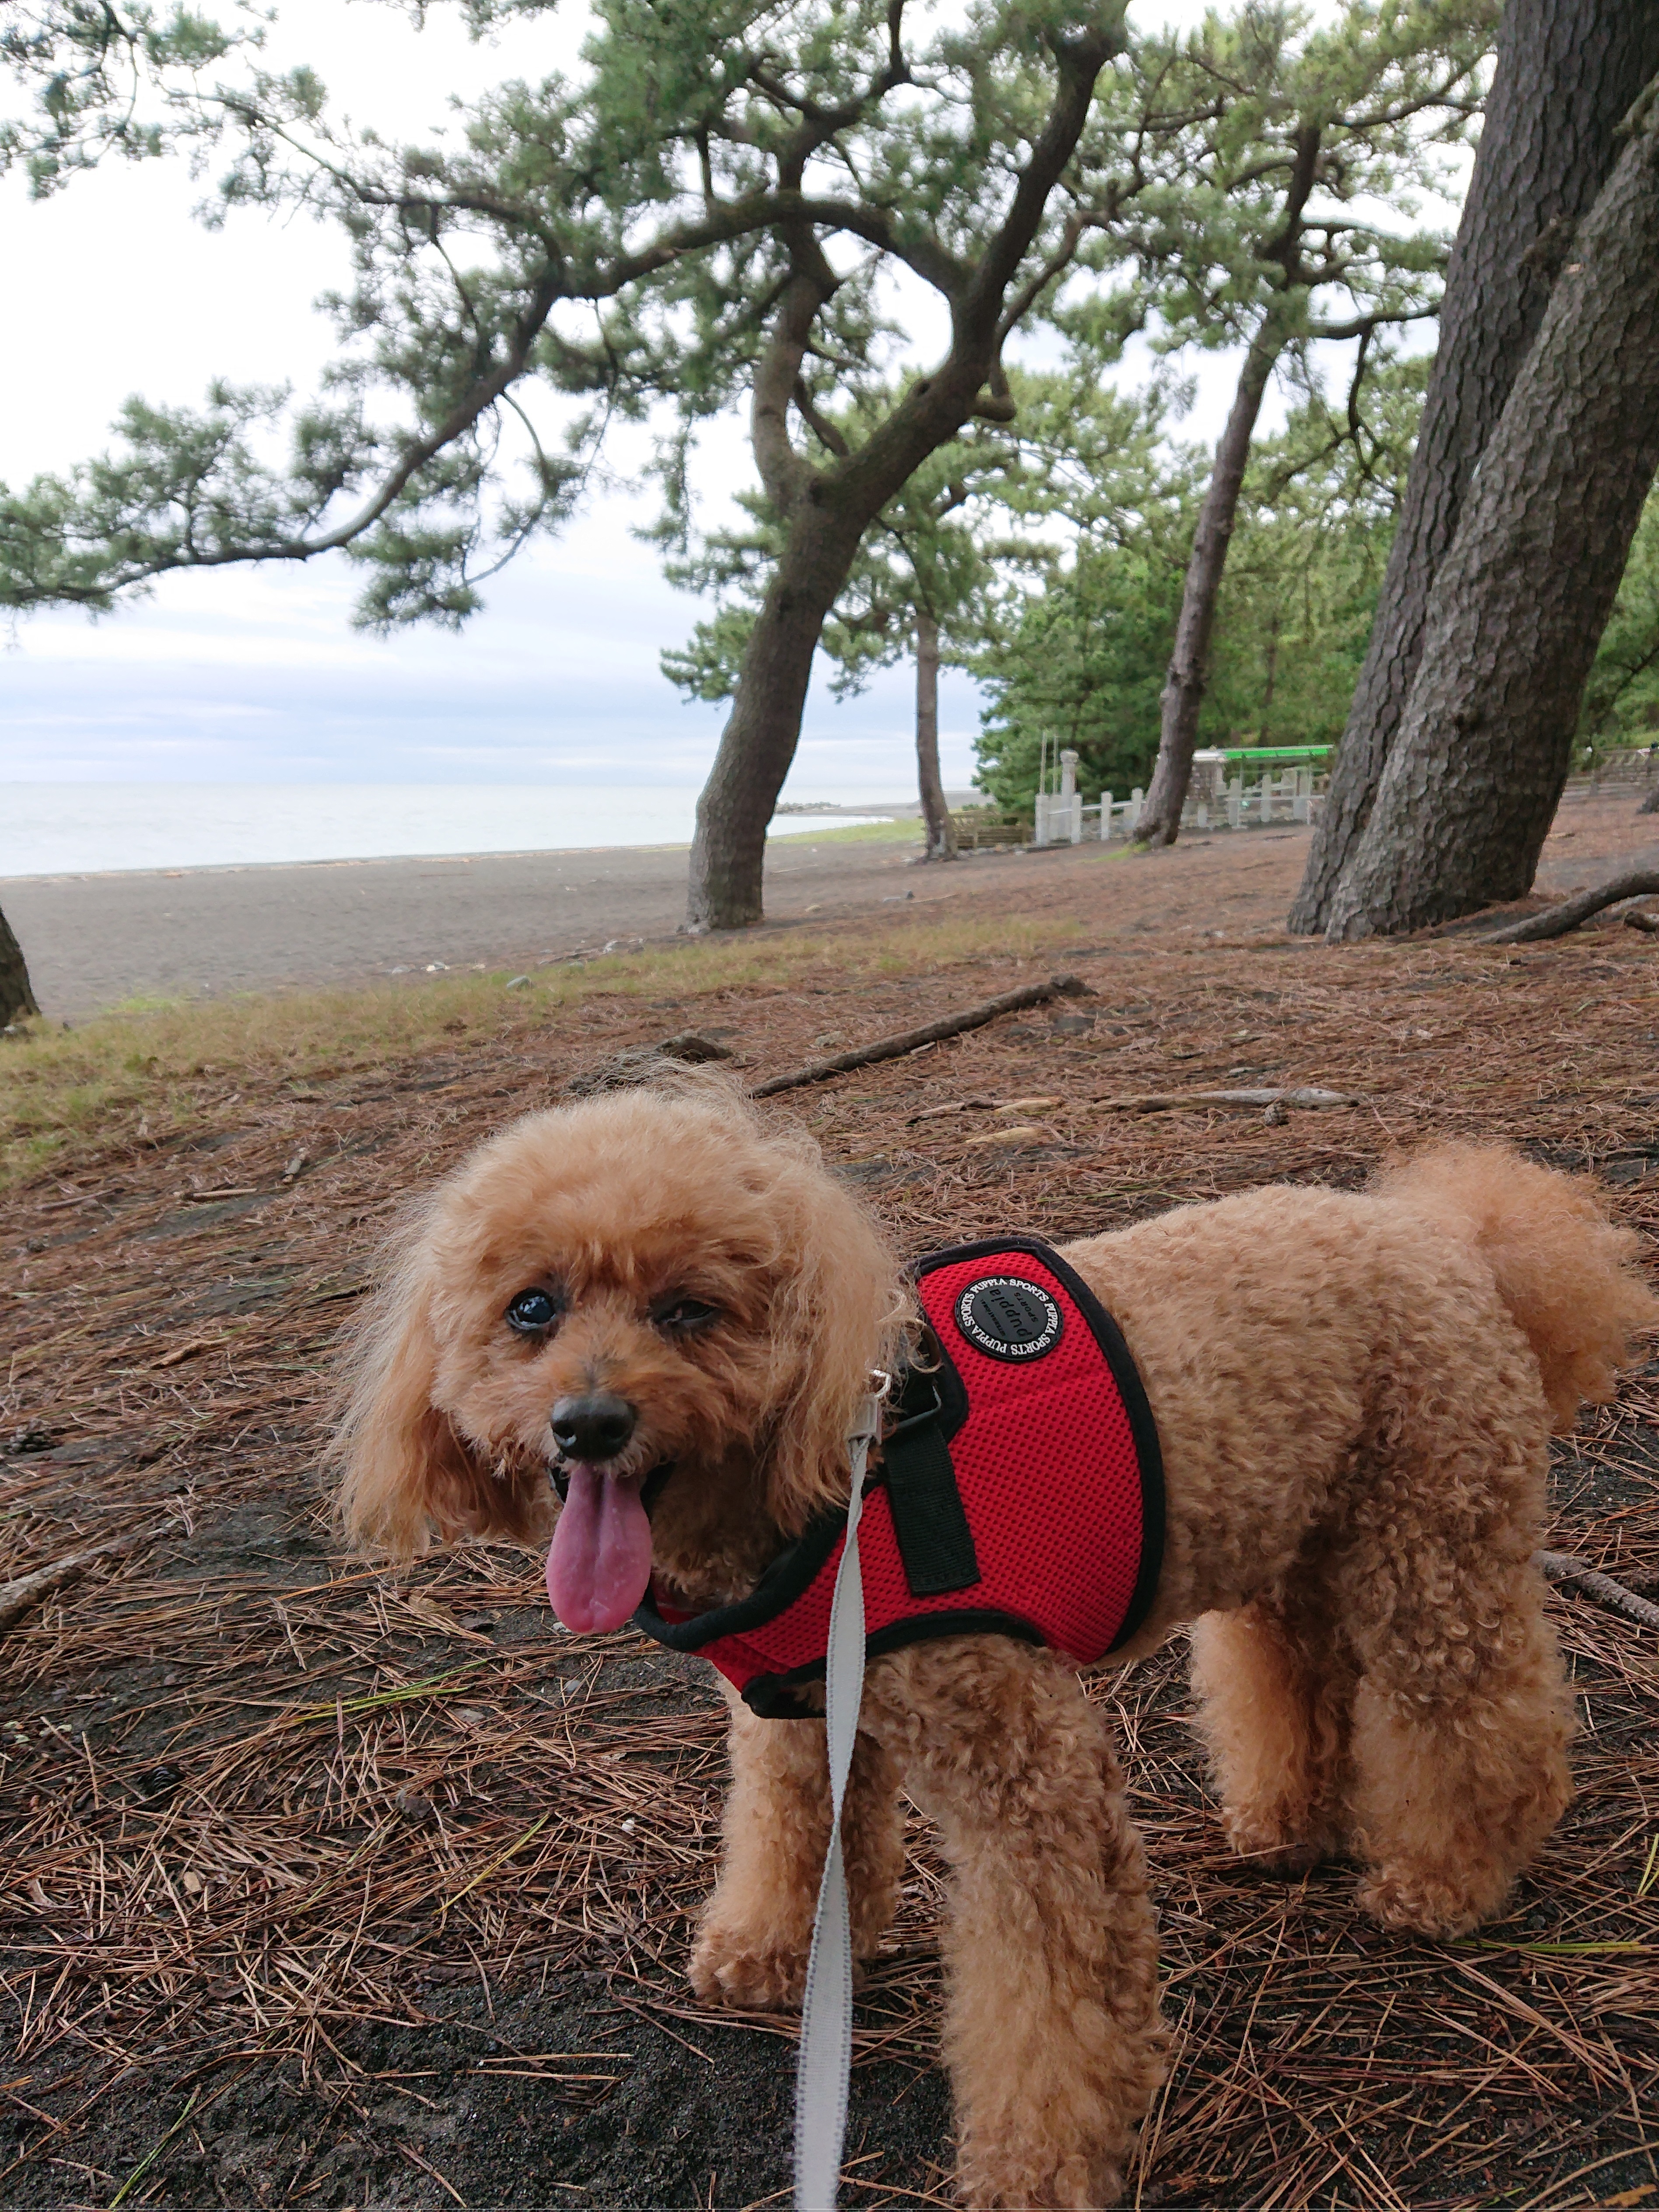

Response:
(771, 794), (979, 816)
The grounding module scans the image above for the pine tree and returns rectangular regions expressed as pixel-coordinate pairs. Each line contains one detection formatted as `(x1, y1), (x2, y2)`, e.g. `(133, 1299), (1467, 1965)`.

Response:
(1113, 0), (1494, 848)
(1, 0), (1134, 931)
(1316, 73), (1659, 938)
(1292, 0), (1659, 933)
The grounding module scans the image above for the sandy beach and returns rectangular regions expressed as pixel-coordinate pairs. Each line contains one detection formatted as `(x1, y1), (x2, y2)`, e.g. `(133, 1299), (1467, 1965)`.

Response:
(2, 832), (934, 1017)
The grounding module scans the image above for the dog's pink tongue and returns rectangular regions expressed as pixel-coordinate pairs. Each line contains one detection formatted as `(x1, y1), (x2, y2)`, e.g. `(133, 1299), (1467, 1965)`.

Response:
(545, 1465), (653, 1634)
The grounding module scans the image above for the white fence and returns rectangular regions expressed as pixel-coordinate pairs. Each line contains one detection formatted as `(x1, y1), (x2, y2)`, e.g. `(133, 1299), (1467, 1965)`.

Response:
(1565, 745), (1659, 799)
(1032, 742), (1655, 848)
(1035, 765), (1321, 847)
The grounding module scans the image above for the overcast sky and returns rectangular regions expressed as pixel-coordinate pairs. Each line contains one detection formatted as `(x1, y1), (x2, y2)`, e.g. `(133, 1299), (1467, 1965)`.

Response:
(2, 0), (1369, 800)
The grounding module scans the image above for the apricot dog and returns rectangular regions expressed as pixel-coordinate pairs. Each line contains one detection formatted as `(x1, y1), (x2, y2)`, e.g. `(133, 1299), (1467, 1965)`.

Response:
(335, 1085), (1653, 2208)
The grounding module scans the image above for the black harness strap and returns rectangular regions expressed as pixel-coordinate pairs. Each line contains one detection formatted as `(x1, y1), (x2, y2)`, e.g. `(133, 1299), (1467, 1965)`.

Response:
(878, 1370), (980, 1598)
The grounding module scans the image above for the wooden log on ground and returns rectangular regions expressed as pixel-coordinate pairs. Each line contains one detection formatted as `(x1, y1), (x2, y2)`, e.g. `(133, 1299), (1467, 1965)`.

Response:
(1536, 1549), (1659, 1630)
(1092, 1086), (1362, 1115)
(1480, 868), (1659, 942)
(0, 1532), (154, 1633)
(750, 975), (1089, 1098)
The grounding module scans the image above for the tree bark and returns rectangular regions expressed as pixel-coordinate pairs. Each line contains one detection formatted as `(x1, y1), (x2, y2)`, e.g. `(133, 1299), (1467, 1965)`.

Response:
(914, 608), (957, 861)
(684, 17), (1123, 931)
(1, 905), (40, 1026)
(685, 507), (869, 930)
(1259, 611), (1280, 742)
(1136, 318), (1283, 848)
(1322, 83), (1659, 941)
(1292, 0), (1659, 934)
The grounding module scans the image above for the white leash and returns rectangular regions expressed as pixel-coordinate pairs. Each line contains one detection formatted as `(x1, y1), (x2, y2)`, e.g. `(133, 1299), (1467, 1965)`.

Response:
(793, 1391), (882, 2212)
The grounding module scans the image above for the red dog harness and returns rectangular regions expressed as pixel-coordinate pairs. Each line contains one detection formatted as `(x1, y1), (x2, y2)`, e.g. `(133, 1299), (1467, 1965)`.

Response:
(633, 1239), (1165, 1716)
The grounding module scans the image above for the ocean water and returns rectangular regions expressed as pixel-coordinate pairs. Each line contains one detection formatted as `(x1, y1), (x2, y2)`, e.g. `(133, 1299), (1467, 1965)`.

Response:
(0, 784), (889, 878)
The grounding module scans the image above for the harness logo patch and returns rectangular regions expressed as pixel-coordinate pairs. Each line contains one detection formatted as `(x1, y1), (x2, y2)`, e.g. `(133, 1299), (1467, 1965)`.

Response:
(955, 1275), (1063, 1361)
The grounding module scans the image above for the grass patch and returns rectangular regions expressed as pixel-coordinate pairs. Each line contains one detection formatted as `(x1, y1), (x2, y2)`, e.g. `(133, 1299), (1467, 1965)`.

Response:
(0, 905), (1097, 1189)
(768, 815), (923, 845)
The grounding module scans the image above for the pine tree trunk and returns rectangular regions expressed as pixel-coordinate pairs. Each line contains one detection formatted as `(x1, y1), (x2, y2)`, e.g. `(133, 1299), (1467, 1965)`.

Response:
(682, 23), (1118, 931)
(1, 904), (40, 1026)
(686, 511), (866, 931)
(1259, 612), (1280, 742)
(1136, 320), (1282, 848)
(1322, 83), (1659, 941)
(1292, 0), (1659, 934)
(914, 609), (957, 861)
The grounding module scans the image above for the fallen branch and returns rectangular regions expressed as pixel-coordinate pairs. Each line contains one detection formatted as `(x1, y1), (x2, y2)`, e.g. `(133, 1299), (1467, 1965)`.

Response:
(0, 1530), (155, 1633)
(1624, 905), (1659, 935)
(909, 1095), (1000, 1122)
(911, 1094), (1062, 1124)
(1092, 1086), (1362, 1116)
(1536, 1550), (1659, 1631)
(750, 975), (1089, 1098)
(1480, 869), (1659, 944)
(964, 1123), (1050, 1149)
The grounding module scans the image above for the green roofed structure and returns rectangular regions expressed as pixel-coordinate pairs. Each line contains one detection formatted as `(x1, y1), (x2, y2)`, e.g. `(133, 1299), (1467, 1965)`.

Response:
(1216, 746), (1334, 764)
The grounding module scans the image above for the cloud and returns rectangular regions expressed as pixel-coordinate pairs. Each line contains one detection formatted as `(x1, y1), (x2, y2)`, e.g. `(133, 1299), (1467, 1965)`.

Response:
(4, 542), (984, 794)
(2, 0), (1273, 805)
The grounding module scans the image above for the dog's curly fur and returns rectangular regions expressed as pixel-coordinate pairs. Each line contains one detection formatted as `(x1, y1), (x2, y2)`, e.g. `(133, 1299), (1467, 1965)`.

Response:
(334, 1083), (1656, 2209)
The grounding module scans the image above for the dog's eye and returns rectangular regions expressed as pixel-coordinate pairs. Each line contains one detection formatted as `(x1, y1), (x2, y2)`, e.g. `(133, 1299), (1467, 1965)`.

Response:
(505, 1288), (562, 1336)
(653, 1297), (720, 1336)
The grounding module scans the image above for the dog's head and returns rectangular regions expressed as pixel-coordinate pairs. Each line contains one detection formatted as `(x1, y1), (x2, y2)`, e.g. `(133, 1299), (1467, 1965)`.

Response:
(332, 1082), (908, 1628)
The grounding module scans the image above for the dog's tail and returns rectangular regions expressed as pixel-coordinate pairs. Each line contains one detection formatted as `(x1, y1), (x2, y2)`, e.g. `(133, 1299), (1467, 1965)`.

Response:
(1373, 1141), (1657, 1432)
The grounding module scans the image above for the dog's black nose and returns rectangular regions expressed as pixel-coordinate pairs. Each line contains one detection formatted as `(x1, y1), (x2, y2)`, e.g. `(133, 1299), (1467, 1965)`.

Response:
(550, 1391), (637, 1463)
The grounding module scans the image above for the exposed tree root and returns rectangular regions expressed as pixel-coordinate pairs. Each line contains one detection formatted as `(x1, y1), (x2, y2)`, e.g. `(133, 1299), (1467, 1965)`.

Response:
(1481, 868), (1659, 942)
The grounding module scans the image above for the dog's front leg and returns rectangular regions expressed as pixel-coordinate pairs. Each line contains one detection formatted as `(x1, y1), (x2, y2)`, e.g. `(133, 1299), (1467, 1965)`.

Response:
(690, 1683), (903, 2012)
(864, 1640), (1166, 2212)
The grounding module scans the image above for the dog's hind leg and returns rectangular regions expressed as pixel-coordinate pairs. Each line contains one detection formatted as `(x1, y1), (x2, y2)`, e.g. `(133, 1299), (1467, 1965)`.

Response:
(1344, 1557), (1572, 1937)
(1338, 1356), (1574, 1938)
(865, 1639), (1165, 2211)
(690, 1689), (903, 2012)
(1190, 1570), (1358, 1874)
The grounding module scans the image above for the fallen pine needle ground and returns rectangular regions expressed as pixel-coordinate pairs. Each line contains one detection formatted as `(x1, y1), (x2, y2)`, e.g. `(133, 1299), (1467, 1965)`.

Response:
(2, 811), (1657, 2210)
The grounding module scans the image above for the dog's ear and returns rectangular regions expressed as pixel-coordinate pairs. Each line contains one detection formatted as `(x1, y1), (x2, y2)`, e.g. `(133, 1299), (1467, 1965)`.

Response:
(331, 1253), (543, 1560)
(757, 1155), (910, 1535)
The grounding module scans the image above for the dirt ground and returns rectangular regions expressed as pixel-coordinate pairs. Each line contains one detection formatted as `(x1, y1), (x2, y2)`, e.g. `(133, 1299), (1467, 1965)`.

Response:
(2, 796), (1657, 2210)
(10, 766), (1655, 1022)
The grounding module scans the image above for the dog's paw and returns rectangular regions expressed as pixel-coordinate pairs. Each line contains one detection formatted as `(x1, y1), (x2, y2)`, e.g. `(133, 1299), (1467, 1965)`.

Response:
(1355, 1866), (1489, 1939)
(689, 1922), (808, 2013)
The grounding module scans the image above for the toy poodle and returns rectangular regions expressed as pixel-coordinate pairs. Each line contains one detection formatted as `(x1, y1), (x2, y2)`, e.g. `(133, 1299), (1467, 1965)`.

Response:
(333, 1082), (1654, 2208)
